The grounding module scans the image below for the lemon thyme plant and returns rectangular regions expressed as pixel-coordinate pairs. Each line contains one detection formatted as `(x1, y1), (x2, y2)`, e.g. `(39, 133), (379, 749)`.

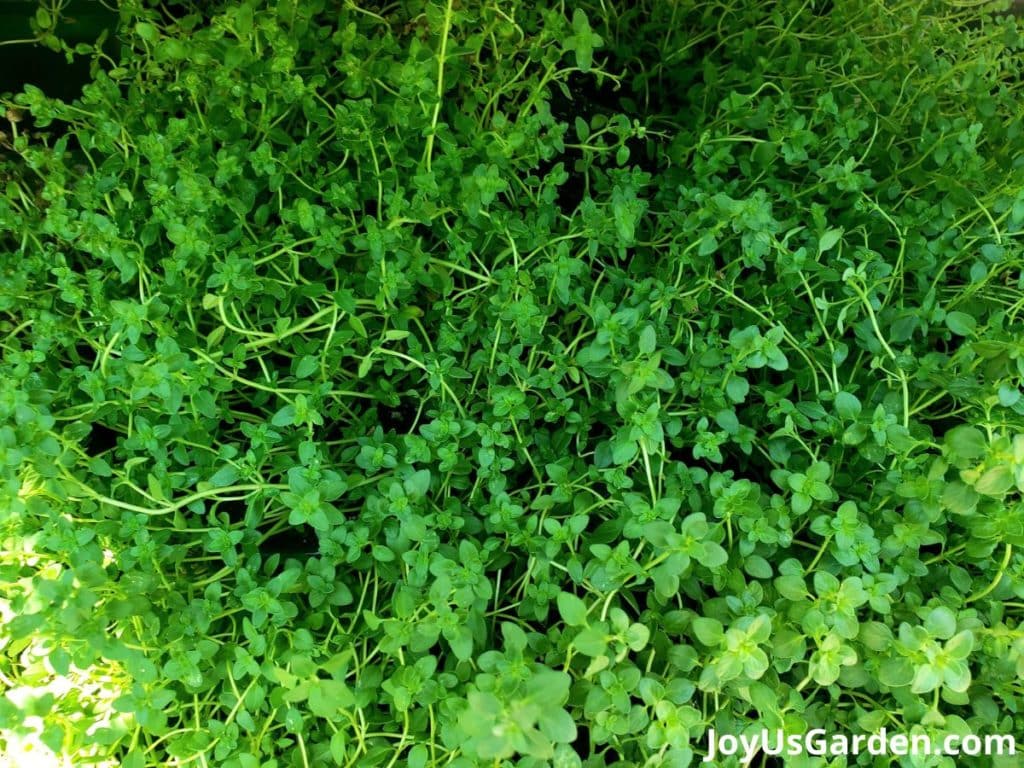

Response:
(2, 1), (1024, 766)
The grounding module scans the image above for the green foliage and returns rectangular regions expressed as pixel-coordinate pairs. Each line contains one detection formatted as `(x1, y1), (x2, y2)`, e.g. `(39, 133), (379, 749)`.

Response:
(2, 0), (1024, 766)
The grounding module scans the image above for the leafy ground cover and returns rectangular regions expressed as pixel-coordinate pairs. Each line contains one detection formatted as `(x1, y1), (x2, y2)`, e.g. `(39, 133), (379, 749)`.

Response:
(2, 0), (1024, 766)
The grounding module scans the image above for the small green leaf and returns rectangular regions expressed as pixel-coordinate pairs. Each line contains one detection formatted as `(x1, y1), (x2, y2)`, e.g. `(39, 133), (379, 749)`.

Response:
(557, 592), (589, 627)
(946, 426), (987, 460)
(148, 473), (166, 502)
(569, 10), (602, 72)
(272, 404), (297, 427)
(573, 626), (607, 656)
(819, 228), (843, 253)
(941, 481), (979, 515)
(698, 232), (718, 256)
(725, 376), (749, 403)
(910, 664), (942, 694)
(331, 730), (348, 764)
(348, 314), (368, 338)
(89, 457), (113, 477)
(810, 657), (841, 686)
(974, 464), (1014, 496)
(210, 465), (240, 487)
(309, 679), (354, 718)
(610, 434), (638, 464)
(834, 391), (861, 420)
(574, 116), (590, 141)
(878, 658), (915, 688)
(135, 22), (158, 42)
(691, 617), (724, 646)
(540, 709), (577, 745)
(924, 606), (957, 640)
(775, 574), (809, 601)
(744, 555), (773, 579)
(358, 355), (374, 378)
(943, 662), (971, 692)
(625, 622), (650, 651)
(700, 542), (729, 568)
(945, 631), (974, 660)
(294, 355), (319, 379)
(945, 311), (977, 336)
(638, 325), (657, 355)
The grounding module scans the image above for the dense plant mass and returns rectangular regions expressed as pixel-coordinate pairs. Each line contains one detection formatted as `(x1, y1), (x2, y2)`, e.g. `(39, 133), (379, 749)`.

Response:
(3, 0), (1024, 765)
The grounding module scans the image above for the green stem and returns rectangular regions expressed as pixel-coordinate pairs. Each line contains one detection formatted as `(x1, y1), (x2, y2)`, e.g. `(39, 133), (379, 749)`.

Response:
(424, 0), (454, 171)
(964, 544), (1012, 604)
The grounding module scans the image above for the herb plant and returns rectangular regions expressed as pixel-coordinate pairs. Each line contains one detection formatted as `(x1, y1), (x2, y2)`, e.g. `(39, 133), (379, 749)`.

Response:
(2, 1), (1024, 767)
